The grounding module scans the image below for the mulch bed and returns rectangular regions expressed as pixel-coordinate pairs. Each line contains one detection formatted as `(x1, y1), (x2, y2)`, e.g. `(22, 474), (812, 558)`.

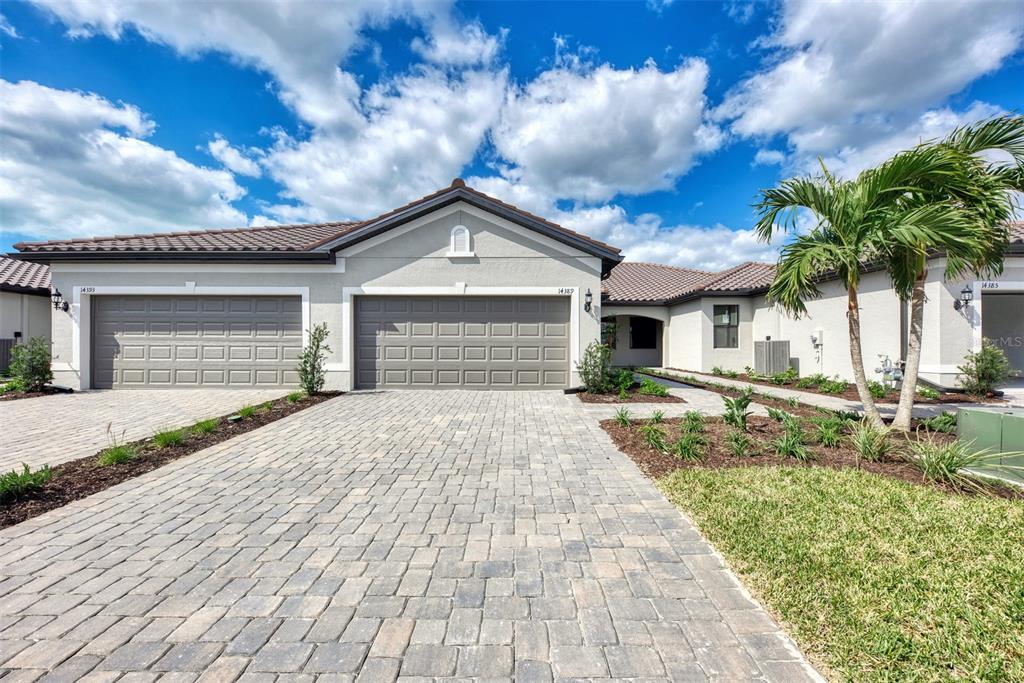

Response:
(601, 415), (1022, 500)
(577, 387), (685, 404)
(0, 392), (341, 529)
(0, 385), (75, 402)
(668, 368), (1003, 405)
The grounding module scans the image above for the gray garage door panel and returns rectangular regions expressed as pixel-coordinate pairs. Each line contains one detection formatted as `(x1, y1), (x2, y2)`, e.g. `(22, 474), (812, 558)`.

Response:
(356, 296), (570, 389)
(92, 295), (302, 389)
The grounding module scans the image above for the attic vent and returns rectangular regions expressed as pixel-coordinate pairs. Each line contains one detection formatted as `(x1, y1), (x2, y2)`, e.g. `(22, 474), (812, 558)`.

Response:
(449, 225), (473, 256)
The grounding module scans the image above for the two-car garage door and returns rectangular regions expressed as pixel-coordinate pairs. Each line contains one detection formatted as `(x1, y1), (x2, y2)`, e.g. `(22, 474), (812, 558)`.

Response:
(91, 296), (302, 389)
(355, 296), (570, 389)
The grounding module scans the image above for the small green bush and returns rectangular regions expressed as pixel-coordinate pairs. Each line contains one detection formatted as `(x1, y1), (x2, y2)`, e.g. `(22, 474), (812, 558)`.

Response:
(98, 444), (135, 466)
(8, 337), (53, 392)
(670, 433), (707, 460)
(722, 391), (752, 431)
(649, 410), (665, 424)
(577, 341), (613, 393)
(612, 368), (634, 395)
(922, 411), (957, 434)
(682, 410), (706, 434)
(917, 386), (941, 401)
(298, 322), (332, 395)
(772, 418), (812, 461)
(770, 367), (798, 385)
(192, 418), (220, 435)
(153, 428), (186, 448)
(238, 405), (258, 419)
(614, 407), (632, 428)
(848, 421), (890, 463)
(957, 339), (1013, 397)
(638, 377), (669, 397)
(905, 435), (1021, 492)
(711, 366), (724, 376)
(818, 377), (849, 394)
(725, 429), (755, 457)
(795, 373), (827, 389)
(867, 380), (890, 399)
(0, 464), (53, 503)
(811, 415), (846, 448)
(1, 379), (26, 394)
(766, 407), (792, 422)
(724, 369), (740, 379)
(638, 423), (667, 451)
(286, 391), (306, 403)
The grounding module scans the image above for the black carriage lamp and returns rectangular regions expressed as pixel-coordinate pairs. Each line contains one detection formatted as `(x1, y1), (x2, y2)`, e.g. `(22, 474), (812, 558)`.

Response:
(953, 285), (973, 311)
(584, 288), (593, 312)
(51, 288), (69, 312)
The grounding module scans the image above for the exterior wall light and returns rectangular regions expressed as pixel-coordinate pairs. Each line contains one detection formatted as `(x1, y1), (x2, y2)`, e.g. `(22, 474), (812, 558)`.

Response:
(953, 285), (973, 311)
(584, 288), (593, 312)
(51, 289), (69, 312)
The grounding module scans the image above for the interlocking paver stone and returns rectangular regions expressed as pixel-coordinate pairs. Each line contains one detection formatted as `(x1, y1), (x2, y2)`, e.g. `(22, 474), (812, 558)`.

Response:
(0, 391), (820, 680)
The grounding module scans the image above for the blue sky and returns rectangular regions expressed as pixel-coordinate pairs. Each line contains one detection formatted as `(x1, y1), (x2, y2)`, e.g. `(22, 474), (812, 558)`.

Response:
(1, 0), (1022, 268)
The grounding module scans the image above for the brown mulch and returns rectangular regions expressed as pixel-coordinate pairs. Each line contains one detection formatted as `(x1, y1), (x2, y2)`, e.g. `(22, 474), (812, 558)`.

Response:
(0, 392), (341, 529)
(577, 387), (685, 404)
(601, 415), (1022, 499)
(0, 385), (75, 402)
(667, 368), (1004, 405)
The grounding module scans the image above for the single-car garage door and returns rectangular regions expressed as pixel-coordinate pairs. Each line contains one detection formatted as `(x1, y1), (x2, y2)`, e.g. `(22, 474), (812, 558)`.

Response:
(92, 295), (302, 389)
(355, 296), (570, 389)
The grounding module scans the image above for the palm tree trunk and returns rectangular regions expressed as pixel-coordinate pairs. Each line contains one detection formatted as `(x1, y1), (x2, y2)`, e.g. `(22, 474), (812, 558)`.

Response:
(848, 284), (884, 426)
(892, 267), (927, 430)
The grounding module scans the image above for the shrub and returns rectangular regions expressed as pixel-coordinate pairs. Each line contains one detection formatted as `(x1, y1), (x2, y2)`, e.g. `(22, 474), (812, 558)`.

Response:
(614, 407), (632, 428)
(922, 411), (957, 434)
(682, 410), (705, 434)
(772, 419), (812, 461)
(286, 391), (305, 404)
(238, 405), (258, 419)
(649, 410), (665, 424)
(917, 386), (941, 401)
(670, 433), (708, 460)
(638, 423), (667, 451)
(766, 407), (792, 422)
(833, 409), (862, 423)
(638, 377), (669, 397)
(786, 397), (801, 408)
(7, 337), (53, 392)
(577, 341), (613, 393)
(722, 391), (753, 431)
(98, 444), (136, 466)
(848, 421), (890, 463)
(770, 367), (798, 385)
(1, 379), (26, 394)
(612, 368), (634, 395)
(0, 464), (53, 503)
(711, 366), (724, 376)
(957, 339), (1012, 397)
(867, 380), (890, 400)
(298, 322), (332, 395)
(904, 435), (1021, 492)
(724, 369), (740, 379)
(153, 428), (186, 448)
(795, 373), (827, 389)
(818, 377), (849, 394)
(811, 415), (846, 448)
(725, 429), (754, 457)
(192, 418), (220, 435)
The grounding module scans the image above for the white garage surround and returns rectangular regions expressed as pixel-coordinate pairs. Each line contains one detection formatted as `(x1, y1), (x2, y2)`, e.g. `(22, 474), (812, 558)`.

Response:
(70, 285), (310, 390)
(339, 285), (583, 389)
(973, 280), (1024, 352)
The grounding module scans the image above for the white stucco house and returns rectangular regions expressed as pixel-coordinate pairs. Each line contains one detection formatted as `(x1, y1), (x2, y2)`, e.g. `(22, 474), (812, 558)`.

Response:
(0, 257), (52, 373)
(7, 179), (1022, 392)
(602, 222), (1024, 389)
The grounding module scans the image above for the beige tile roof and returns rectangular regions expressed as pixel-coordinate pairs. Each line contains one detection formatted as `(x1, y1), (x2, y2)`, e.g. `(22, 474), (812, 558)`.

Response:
(697, 261), (777, 293)
(13, 179), (620, 257)
(0, 257), (50, 293)
(601, 262), (713, 303)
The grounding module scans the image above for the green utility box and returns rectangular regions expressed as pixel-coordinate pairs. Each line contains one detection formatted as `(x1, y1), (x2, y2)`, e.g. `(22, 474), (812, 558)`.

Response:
(957, 407), (1024, 481)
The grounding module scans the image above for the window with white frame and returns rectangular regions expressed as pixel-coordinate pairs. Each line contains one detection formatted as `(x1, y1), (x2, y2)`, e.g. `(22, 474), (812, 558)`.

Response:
(449, 225), (473, 256)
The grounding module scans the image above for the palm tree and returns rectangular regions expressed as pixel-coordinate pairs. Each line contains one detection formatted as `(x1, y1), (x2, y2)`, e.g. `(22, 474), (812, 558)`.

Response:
(887, 116), (1024, 430)
(754, 150), (970, 427)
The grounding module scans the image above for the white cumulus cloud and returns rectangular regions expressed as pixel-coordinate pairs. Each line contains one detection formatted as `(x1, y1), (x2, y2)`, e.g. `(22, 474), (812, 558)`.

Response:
(0, 79), (246, 240)
(207, 135), (262, 178)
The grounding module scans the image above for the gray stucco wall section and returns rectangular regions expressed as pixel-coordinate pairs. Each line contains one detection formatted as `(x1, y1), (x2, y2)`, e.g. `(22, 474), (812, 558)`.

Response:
(47, 201), (603, 391)
(1, 290), (51, 343)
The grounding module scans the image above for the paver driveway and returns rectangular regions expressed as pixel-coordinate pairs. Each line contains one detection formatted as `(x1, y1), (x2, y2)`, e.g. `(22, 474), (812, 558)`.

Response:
(0, 391), (820, 682)
(0, 389), (287, 472)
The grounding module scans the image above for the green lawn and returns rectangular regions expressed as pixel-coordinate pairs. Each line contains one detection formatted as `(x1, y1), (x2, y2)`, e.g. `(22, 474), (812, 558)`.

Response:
(659, 467), (1024, 682)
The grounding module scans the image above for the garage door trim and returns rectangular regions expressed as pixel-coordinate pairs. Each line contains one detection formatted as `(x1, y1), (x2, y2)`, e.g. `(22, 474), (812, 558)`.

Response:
(74, 286), (310, 390)
(342, 285), (581, 386)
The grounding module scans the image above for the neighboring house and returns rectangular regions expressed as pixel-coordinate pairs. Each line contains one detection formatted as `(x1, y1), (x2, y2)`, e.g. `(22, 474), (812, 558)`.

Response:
(0, 258), (52, 373)
(602, 222), (1024, 388)
(10, 180), (621, 391)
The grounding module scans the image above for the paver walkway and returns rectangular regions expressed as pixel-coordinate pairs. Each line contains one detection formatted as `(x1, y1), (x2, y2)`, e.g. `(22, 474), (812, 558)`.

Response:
(0, 389), (287, 472)
(654, 368), (1021, 417)
(0, 391), (821, 681)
